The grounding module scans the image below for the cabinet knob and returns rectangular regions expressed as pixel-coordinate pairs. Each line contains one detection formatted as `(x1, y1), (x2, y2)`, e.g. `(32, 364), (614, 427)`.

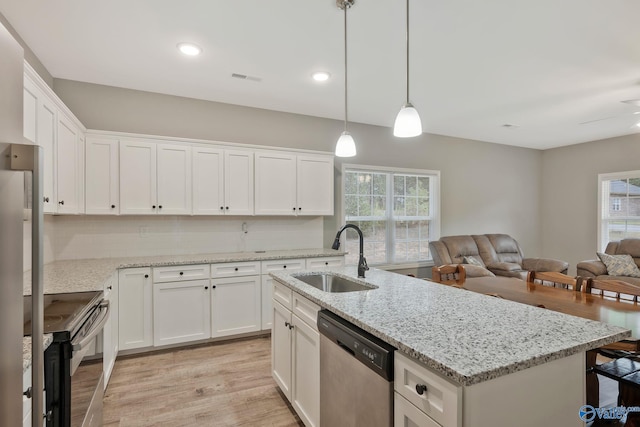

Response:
(298, 207), (301, 211)
(325, 262), (329, 265)
(152, 205), (156, 209)
(283, 265), (287, 269)
(293, 207), (296, 211)
(220, 206), (224, 210)
(179, 272), (184, 276)
(234, 267), (238, 271)
(284, 321), (290, 328)
(23, 387), (32, 399)
(111, 204), (116, 209)
(225, 206), (229, 210)
(415, 384), (428, 395)
(144, 274), (149, 278)
(212, 285), (216, 289)
(43, 197), (49, 203)
(289, 324), (294, 330)
(107, 286), (112, 290)
(58, 200), (64, 205)
(205, 286), (208, 290)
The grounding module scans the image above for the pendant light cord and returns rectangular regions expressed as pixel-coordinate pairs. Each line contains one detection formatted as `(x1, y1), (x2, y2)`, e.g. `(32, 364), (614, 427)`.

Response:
(344, 4), (348, 132)
(405, 0), (410, 104)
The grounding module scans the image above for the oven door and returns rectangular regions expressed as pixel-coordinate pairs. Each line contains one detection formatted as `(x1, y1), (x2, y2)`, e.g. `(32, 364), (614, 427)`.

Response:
(69, 301), (109, 427)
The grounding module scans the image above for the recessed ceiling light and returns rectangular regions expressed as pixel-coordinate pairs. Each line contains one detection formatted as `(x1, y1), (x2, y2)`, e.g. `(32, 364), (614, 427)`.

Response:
(177, 42), (202, 56)
(312, 71), (331, 82)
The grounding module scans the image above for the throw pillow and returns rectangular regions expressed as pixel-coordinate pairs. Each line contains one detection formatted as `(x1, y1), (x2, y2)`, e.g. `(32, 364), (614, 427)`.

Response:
(597, 252), (640, 278)
(463, 255), (484, 267)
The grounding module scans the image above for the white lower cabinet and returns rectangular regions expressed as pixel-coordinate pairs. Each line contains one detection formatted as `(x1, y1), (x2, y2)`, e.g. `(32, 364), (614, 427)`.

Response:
(118, 268), (153, 351)
(103, 272), (118, 388)
(154, 279), (211, 346)
(272, 282), (320, 427)
(211, 275), (261, 337)
(23, 365), (32, 427)
(260, 259), (306, 330)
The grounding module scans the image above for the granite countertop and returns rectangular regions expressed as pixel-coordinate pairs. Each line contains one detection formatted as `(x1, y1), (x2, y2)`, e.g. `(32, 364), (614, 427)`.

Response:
(23, 335), (53, 373)
(271, 267), (631, 387)
(23, 248), (345, 295)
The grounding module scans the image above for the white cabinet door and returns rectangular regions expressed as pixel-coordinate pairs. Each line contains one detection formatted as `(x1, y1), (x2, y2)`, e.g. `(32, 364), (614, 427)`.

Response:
(103, 273), (118, 388)
(272, 300), (292, 400)
(211, 275), (261, 337)
(260, 259), (306, 330)
(224, 150), (254, 215)
(119, 140), (157, 215)
(118, 268), (153, 350)
(296, 155), (334, 215)
(85, 137), (119, 214)
(254, 151), (297, 215)
(56, 114), (83, 214)
(291, 313), (320, 427)
(157, 143), (192, 215)
(153, 279), (211, 346)
(39, 97), (57, 213)
(23, 75), (38, 144)
(192, 146), (224, 215)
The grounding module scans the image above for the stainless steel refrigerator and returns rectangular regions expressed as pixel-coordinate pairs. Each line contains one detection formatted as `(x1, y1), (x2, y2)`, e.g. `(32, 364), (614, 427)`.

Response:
(0, 21), (44, 427)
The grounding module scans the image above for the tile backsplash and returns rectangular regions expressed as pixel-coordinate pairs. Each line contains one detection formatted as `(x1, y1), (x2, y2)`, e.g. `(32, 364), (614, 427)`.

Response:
(46, 215), (324, 261)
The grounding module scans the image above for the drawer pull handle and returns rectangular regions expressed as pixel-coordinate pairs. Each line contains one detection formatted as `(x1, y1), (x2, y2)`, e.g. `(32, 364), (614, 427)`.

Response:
(415, 384), (428, 395)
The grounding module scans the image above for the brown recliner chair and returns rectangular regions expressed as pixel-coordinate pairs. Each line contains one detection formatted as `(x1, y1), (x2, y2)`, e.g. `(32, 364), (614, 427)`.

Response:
(577, 239), (640, 286)
(429, 234), (569, 280)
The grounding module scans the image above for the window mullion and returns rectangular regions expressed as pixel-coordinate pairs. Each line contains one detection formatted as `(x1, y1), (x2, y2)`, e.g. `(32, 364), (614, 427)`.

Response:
(387, 173), (394, 264)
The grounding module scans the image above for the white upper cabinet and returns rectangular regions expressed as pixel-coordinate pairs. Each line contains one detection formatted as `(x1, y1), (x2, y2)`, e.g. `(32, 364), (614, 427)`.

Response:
(296, 155), (334, 215)
(224, 149), (254, 215)
(24, 64), (86, 214)
(254, 151), (297, 215)
(119, 140), (157, 215)
(85, 137), (119, 214)
(255, 151), (334, 216)
(157, 143), (192, 215)
(56, 114), (84, 214)
(192, 146), (224, 215)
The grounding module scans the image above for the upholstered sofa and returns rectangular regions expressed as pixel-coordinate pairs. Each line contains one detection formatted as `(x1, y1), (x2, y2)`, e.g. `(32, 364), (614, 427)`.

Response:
(429, 234), (569, 280)
(577, 239), (640, 286)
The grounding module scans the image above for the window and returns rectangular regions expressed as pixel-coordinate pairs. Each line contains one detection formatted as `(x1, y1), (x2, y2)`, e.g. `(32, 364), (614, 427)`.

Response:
(342, 165), (440, 266)
(598, 171), (640, 250)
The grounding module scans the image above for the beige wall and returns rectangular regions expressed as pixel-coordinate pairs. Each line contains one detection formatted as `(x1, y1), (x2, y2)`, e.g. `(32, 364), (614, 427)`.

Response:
(541, 134), (640, 274)
(52, 79), (543, 269)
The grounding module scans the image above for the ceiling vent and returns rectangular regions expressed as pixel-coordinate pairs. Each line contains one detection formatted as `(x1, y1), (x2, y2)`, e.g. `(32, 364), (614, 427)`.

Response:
(231, 73), (262, 82)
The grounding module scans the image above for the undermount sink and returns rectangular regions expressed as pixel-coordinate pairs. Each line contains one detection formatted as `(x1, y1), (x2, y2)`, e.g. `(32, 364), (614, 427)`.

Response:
(292, 273), (377, 293)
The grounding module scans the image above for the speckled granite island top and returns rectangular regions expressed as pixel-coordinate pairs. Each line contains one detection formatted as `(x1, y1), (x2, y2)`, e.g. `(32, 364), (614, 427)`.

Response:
(23, 335), (53, 373)
(271, 267), (631, 386)
(23, 248), (344, 295)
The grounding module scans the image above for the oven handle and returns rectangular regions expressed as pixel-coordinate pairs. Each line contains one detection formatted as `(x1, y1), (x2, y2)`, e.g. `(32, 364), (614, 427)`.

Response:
(71, 300), (110, 351)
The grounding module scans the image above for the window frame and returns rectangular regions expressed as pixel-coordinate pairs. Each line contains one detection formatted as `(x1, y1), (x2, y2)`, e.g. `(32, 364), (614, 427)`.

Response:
(341, 163), (441, 268)
(598, 169), (640, 251)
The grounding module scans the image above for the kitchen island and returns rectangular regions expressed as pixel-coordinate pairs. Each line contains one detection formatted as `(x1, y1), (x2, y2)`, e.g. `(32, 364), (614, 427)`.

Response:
(271, 267), (630, 427)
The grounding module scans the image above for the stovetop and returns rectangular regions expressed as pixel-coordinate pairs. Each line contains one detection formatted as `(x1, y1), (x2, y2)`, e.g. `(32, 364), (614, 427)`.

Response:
(23, 291), (103, 338)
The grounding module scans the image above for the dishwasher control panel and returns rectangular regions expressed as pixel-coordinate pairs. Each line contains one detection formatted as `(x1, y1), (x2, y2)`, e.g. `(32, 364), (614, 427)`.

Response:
(317, 310), (395, 380)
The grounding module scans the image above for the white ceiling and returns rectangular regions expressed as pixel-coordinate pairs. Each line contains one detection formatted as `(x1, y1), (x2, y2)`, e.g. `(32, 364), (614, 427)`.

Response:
(2, 0), (640, 149)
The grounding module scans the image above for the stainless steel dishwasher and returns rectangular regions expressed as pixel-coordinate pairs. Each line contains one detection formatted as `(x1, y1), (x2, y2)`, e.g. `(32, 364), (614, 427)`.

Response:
(317, 310), (395, 427)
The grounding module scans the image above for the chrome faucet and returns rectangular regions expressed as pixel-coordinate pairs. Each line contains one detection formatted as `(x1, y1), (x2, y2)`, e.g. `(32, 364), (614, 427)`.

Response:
(332, 224), (369, 278)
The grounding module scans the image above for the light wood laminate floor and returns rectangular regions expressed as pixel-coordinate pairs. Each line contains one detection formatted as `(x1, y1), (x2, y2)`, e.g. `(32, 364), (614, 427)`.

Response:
(104, 336), (303, 427)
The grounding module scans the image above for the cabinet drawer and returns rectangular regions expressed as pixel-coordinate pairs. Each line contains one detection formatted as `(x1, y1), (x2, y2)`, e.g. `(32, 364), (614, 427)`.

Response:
(153, 264), (210, 283)
(394, 352), (461, 427)
(273, 280), (293, 310)
(261, 258), (306, 273)
(292, 292), (320, 329)
(394, 392), (440, 427)
(211, 261), (261, 278)
(305, 256), (344, 270)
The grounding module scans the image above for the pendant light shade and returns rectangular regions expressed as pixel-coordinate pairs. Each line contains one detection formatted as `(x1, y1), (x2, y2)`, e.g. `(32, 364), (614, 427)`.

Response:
(393, 0), (422, 138)
(394, 103), (422, 137)
(335, 131), (356, 157)
(335, 0), (356, 157)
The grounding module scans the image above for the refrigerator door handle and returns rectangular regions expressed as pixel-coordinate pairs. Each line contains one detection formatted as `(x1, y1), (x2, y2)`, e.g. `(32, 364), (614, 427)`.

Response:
(11, 144), (44, 427)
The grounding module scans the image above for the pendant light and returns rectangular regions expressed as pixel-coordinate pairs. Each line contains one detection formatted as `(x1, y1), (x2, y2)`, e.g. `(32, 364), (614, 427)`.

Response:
(335, 0), (356, 157)
(393, 0), (422, 138)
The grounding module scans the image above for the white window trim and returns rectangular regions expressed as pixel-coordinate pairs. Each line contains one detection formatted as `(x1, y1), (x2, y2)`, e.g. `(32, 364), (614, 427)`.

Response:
(341, 163), (441, 266)
(597, 169), (640, 251)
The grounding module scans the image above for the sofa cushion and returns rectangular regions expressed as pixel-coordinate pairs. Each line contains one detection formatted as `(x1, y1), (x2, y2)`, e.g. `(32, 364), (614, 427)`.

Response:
(616, 239), (640, 259)
(463, 265), (495, 277)
(440, 235), (482, 264)
(485, 234), (524, 264)
(463, 255), (484, 267)
(487, 262), (522, 272)
(595, 275), (640, 287)
(597, 253), (640, 278)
